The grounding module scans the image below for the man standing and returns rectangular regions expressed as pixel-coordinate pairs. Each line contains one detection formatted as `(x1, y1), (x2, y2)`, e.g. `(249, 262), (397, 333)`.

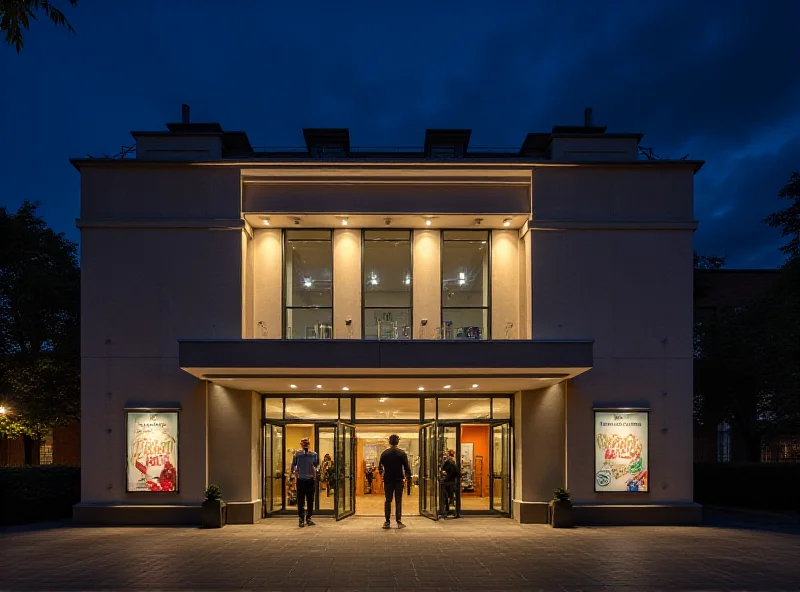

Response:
(378, 434), (412, 529)
(290, 437), (319, 527)
(440, 449), (460, 519)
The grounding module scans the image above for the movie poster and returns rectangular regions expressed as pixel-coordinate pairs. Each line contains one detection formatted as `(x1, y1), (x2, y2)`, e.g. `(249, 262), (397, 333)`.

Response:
(126, 410), (179, 492)
(594, 410), (648, 492)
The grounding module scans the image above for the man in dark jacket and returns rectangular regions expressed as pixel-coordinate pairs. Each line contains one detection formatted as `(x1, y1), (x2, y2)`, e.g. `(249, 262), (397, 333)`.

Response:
(379, 434), (412, 529)
(440, 449), (460, 519)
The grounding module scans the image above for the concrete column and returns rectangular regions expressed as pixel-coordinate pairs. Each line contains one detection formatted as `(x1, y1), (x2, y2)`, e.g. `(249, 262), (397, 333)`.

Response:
(518, 229), (532, 339)
(208, 384), (262, 523)
(253, 229), (282, 339)
(491, 229), (519, 339)
(513, 383), (566, 523)
(333, 229), (362, 338)
(413, 229), (440, 338)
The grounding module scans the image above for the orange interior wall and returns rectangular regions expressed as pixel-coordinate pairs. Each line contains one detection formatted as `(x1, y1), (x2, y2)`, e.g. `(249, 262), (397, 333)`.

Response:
(460, 425), (490, 497)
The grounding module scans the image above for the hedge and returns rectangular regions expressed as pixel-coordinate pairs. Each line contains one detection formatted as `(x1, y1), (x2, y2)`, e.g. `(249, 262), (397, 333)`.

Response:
(694, 462), (800, 511)
(0, 466), (80, 525)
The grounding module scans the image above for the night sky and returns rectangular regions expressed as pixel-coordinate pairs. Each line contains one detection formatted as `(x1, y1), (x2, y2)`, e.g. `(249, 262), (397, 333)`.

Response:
(2, 1), (798, 268)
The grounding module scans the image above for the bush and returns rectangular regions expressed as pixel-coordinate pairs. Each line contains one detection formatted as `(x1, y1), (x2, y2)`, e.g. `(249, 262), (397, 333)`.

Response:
(694, 462), (800, 511)
(0, 466), (80, 525)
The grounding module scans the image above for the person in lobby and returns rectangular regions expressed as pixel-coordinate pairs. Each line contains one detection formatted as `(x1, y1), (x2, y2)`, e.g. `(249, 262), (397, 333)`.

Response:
(440, 449), (460, 519)
(378, 434), (412, 529)
(290, 437), (319, 527)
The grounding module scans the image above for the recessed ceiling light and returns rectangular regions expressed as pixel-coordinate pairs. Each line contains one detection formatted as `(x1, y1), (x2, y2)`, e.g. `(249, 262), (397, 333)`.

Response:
(316, 385), (322, 389)
(322, 402), (327, 406)
(443, 385), (451, 389)
(418, 386), (425, 391)
(263, 218), (270, 226)
(379, 397), (387, 403)
(342, 387), (349, 391)
(342, 218), (348, 226)
(503, 218), (511, 227)
(290, 384), (297, 389)
(472, 384), (479, 388)
(425, 218), (432, 226)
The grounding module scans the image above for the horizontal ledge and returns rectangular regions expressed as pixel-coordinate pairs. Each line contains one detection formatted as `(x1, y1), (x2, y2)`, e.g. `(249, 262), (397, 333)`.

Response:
(76, 218), (247, 230)
(529, 220), (698, 231)
(203, 373), (570, 379)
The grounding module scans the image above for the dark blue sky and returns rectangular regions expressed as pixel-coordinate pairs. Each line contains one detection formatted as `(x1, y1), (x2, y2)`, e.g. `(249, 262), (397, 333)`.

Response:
(2, 0), (798, 268)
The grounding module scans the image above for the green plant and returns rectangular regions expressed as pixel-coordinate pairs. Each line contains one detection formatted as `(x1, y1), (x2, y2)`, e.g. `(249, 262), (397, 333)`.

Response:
(553, 487), (571, 502)
(204, 484), (222, 501)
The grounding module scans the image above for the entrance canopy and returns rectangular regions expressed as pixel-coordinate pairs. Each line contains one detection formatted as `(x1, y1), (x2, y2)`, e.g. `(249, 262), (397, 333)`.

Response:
(178, 339), (593, 393)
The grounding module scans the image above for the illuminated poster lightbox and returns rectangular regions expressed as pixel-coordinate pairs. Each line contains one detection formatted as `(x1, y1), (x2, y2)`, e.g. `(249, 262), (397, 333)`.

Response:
(126, 410), (179, 492)
(594, 410), (648, 492)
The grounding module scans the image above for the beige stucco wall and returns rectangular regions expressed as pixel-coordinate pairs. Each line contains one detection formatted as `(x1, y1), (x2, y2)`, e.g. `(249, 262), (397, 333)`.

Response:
(412, 230), (441, 338)
(518, 229), (532, 338)
(208, 385), (261, 521)
(491, 230), (520, 339)
(78, 166), (247, 508)
(253, 229), (282, 339)
(530, 165), (696, 506)
(333, 229), (362, 338)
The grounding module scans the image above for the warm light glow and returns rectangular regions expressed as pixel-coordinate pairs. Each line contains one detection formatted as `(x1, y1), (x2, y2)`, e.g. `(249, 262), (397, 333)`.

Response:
(503, 218), (511, 227)
(290, 384), (297, 389)
(472, 384), (479, 388)
(303, 278), (313, 288)
(425, 219), (432, 226)
(418, 386), (425, 391)
(263, 218), (270, 226)
(404, 274), (411, 285)
(342, 218), (348, 226)
(316, 385), (322, 389)
(379, 397), (387, 403)
(342, 387), (349, 391)
(443, 385), (451, 389)
(0, 406), (5, 414)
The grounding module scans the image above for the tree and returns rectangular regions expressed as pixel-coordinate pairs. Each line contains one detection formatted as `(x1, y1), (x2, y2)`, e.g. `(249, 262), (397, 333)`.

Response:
(765, 171), (800, 261)
(1, 0), (78, 53)
(0, 201), (79, 463)
(693, 252), (726, 270)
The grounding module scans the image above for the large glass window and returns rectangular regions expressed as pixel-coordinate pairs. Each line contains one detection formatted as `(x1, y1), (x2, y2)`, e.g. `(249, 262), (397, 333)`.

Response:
(441, 231), (489, 340)
(363, 230), (412, 339)
(284, 230), (332, 339)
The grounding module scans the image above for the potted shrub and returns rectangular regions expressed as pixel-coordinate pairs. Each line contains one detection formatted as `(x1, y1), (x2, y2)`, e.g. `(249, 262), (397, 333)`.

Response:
(201, 484), (226, 528)
(550, 487), (574, 528)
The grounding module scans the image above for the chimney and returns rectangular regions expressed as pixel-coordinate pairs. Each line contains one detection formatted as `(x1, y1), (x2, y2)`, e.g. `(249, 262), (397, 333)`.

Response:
(181, 104), (190, 124)
(584, 107), (593, 127)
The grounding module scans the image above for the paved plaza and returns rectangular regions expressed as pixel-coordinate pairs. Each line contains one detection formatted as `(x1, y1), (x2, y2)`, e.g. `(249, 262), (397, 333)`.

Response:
(1, 509), (800, 591)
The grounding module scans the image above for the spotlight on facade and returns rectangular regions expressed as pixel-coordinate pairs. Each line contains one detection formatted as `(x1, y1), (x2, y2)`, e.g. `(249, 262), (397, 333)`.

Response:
(262, 218), (270, 226)
(418, 386), (425, 391)
(316, 385), (322, 389)
(472, 384), (479, 388)
(443, 385), (451, 389)
(425, 218), (432, 226)
(503, 218), (511, 227)
(342, 387), (349, 391)
(290, 384), (297, 389)
(341, 218), (348, 226)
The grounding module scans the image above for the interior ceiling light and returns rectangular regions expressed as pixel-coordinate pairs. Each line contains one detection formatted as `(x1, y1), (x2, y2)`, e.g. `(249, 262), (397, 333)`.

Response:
(303, 278), (313, 288)
(370, 272), (379, 286)
(404, 274), (411, 286)
(379, 397), (387, 403)
(472, 383), (479, 388)
(503, 218), (511, 227)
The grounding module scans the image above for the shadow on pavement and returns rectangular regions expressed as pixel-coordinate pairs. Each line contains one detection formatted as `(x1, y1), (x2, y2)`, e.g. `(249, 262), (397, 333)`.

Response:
(702, 505), (800, 535)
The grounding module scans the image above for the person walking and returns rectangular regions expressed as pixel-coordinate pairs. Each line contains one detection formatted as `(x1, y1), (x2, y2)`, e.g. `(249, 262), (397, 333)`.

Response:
(378, 434), (412, 529)
(439, 449), (460, 519)
(290, 437), (319, 527)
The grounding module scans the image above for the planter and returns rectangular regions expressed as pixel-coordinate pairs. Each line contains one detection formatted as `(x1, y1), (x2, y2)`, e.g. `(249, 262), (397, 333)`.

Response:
(550, 499), (574, 528)
(201, 499), (226, 528)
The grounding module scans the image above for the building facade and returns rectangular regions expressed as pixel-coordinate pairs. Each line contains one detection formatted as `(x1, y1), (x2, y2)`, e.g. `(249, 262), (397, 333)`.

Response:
(72, 108), (703, 525)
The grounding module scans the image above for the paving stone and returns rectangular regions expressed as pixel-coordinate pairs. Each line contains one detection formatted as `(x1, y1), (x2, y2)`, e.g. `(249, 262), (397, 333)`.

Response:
(0, 514), (799, 590)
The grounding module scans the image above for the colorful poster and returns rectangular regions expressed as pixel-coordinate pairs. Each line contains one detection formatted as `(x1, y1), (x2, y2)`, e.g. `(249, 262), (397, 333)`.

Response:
(594, 410), (648, 492)
(126, 411), (179, 492)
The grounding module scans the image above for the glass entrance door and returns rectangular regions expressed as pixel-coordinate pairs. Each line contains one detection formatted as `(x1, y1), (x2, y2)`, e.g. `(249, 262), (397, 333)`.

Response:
(263, 423), (284, 516)
(419, 422), (439, 519)
(334, 422), (356, 520)
(491, 422), (511, 515)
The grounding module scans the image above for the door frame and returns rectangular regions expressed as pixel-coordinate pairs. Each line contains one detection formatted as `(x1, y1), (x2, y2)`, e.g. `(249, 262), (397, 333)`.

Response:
(262, 422), (285, 518)
(418, 421), (439, 520)
(334, 421), (356, 520)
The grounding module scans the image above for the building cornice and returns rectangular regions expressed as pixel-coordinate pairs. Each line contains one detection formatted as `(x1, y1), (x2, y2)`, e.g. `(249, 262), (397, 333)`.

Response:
(76, 218), (251, 237)
(529, 220), (699, 231)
